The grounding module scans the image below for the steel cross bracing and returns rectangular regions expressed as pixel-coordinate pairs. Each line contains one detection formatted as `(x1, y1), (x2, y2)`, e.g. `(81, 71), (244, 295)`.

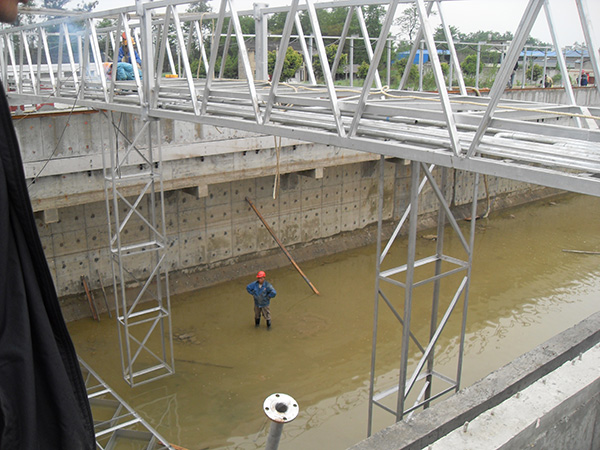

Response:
(79, 358), (176, 449)
(368, 158), (479, 432)
(0, 0), (599, 194)
(103, 113), (174, 387)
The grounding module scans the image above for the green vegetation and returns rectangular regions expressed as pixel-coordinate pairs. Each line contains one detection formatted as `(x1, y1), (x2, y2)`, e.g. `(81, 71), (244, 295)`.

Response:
(357, 61), (370, 79)
(268, 47), (303, 82)
(313, 44), (348, 81)
(460, 54), (482, 76)
(24, 0), (561, 91)
(553, 72), (562, 84)
(526, 63), (543, 82)
(392, 58), (418, 86)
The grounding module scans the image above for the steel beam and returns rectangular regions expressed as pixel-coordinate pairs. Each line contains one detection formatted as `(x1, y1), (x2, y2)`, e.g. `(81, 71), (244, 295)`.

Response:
(467, 0), (545, 156)
(254, 3), (269, 81)
(348, 1), (398, 137)
(305, 0), (346, 136)
(436, 0), (466, 95)
(575, 0), (600, 98)
(367, 160), (478, 432)
(398, 1), (434, 90)
(103, 108), (174, 387)
(79, 358), (174, 449)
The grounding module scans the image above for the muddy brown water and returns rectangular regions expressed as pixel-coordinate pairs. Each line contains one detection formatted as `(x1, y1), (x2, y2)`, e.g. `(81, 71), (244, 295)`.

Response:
(68, 193), (600, 450)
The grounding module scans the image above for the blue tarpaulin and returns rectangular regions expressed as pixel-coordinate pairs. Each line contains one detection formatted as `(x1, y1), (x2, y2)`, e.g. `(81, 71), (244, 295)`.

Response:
(397, 48), (589, 64)
(396, 49), (450, 64)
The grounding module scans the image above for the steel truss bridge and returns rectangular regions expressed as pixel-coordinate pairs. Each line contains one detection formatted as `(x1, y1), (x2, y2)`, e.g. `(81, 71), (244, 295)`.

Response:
(2, 0), (600, 444)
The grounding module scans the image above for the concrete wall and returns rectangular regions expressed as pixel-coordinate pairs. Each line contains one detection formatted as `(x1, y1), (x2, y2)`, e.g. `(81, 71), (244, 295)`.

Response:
(349, 311), (600, 450)
(15, 110), (555, 318)
(503, 85), (599, 106)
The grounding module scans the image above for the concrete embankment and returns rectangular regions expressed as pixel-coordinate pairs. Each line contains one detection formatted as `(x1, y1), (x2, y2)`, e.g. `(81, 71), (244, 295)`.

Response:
(17, 86), (596, 321)
(350, 310), (600, 450)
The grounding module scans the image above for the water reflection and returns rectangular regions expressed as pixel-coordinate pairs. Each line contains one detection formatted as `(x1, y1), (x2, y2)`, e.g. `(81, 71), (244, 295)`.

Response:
(68, 193), (600, 450)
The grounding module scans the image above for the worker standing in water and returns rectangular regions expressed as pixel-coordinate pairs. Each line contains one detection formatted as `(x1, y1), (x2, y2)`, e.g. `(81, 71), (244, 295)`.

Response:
(246, 271), (277, 329)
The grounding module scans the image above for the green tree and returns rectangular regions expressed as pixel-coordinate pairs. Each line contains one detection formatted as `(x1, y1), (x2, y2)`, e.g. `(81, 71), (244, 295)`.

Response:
(295, 6), (386, 66)
(361, 5), (386, 39)
(395, 5), (419, 42)
(268, 12), (288, 35)
(190, 59), (207, 77)
(268, 46), (303, 81)
(463, 30), (514, 43)
(74, 0), (97, 12)
(525, 36), (550, 47)
(185, 0), (212, 77)
(357, 61), (369, 79)
(433, 25), (463, 45)
(95, 18), (115, 61)
(526, 63), (543, 82)
(395, 5), (436, 42)
(43, 0), (69, 10)
(216, 53), (238, 79)
(461, 54), (482, 76)
(440, 62), (449, 76)
(296, 5), (384, 37)
(238, 16), (255, 34)
(312, 44), (347, 80)
(393, 57), (418, 85)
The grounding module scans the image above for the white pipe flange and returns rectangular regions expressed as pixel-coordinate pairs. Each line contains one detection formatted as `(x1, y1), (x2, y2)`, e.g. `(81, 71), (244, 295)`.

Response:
(263, 393), (299, 423)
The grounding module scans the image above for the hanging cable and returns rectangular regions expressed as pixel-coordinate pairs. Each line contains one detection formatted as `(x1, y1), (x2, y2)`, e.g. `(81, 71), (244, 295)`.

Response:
(26, 75), (83, 189)
(272, 135), (281, 200)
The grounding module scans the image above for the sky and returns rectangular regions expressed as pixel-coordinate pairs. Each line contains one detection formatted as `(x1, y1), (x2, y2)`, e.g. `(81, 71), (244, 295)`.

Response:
(72, 0), (600, 49)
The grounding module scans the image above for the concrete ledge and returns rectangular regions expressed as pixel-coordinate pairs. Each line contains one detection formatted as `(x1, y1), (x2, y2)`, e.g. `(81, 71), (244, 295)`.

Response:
(430, 343), (600, 449)
(349, 310), (600, 450)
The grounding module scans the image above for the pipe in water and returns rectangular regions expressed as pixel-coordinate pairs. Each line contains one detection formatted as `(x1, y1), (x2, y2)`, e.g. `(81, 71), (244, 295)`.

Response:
(264, 393), (299, 450)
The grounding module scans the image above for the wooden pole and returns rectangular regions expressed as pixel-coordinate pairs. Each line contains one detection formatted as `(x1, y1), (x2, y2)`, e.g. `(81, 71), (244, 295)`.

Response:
(81, 275), (99, 321)
(246, 197), (320, 295)
(97, 269), (112, 318)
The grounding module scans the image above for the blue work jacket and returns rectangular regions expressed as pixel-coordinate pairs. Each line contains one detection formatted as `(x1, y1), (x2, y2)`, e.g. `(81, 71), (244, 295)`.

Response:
(118, 46), (142, 65)
(247, 280), (276, 307)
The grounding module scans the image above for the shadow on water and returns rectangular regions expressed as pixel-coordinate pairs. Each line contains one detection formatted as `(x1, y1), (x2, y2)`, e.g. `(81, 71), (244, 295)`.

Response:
(68, 193), (600, 450)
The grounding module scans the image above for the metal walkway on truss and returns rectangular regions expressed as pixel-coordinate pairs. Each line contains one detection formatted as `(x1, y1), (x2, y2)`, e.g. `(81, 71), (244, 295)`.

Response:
(3, 0), (600, 195)
(2, 0), (599, 439)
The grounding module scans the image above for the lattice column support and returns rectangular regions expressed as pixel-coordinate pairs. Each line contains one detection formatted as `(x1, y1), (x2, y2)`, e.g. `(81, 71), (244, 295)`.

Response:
(80, 358), (174, 448)
(97, 0), (175, 388)
(367, 160), (480, 435)
(102, 112), (174, 387)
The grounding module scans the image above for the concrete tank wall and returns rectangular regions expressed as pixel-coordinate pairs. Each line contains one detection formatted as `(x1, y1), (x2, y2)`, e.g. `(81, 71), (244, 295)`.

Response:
(15, 111), (556, 319)
(503, 85), (599, 106)
(349, 311), (600, 450)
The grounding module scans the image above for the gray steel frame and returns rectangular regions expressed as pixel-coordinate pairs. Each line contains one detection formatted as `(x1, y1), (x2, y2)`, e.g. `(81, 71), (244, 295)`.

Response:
(1, 0), (600, 189)
(368, 158), (478, 433)
(2, 0), (598, 196)
(79, 358), (175, 449)
(102, 111), (174, 387)
(1, 0), (599, 438)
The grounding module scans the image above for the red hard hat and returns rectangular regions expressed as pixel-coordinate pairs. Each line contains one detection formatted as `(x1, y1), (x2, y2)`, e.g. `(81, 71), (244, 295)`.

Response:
(256, 271), (266, 278)
(122, 32), (127, 39)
